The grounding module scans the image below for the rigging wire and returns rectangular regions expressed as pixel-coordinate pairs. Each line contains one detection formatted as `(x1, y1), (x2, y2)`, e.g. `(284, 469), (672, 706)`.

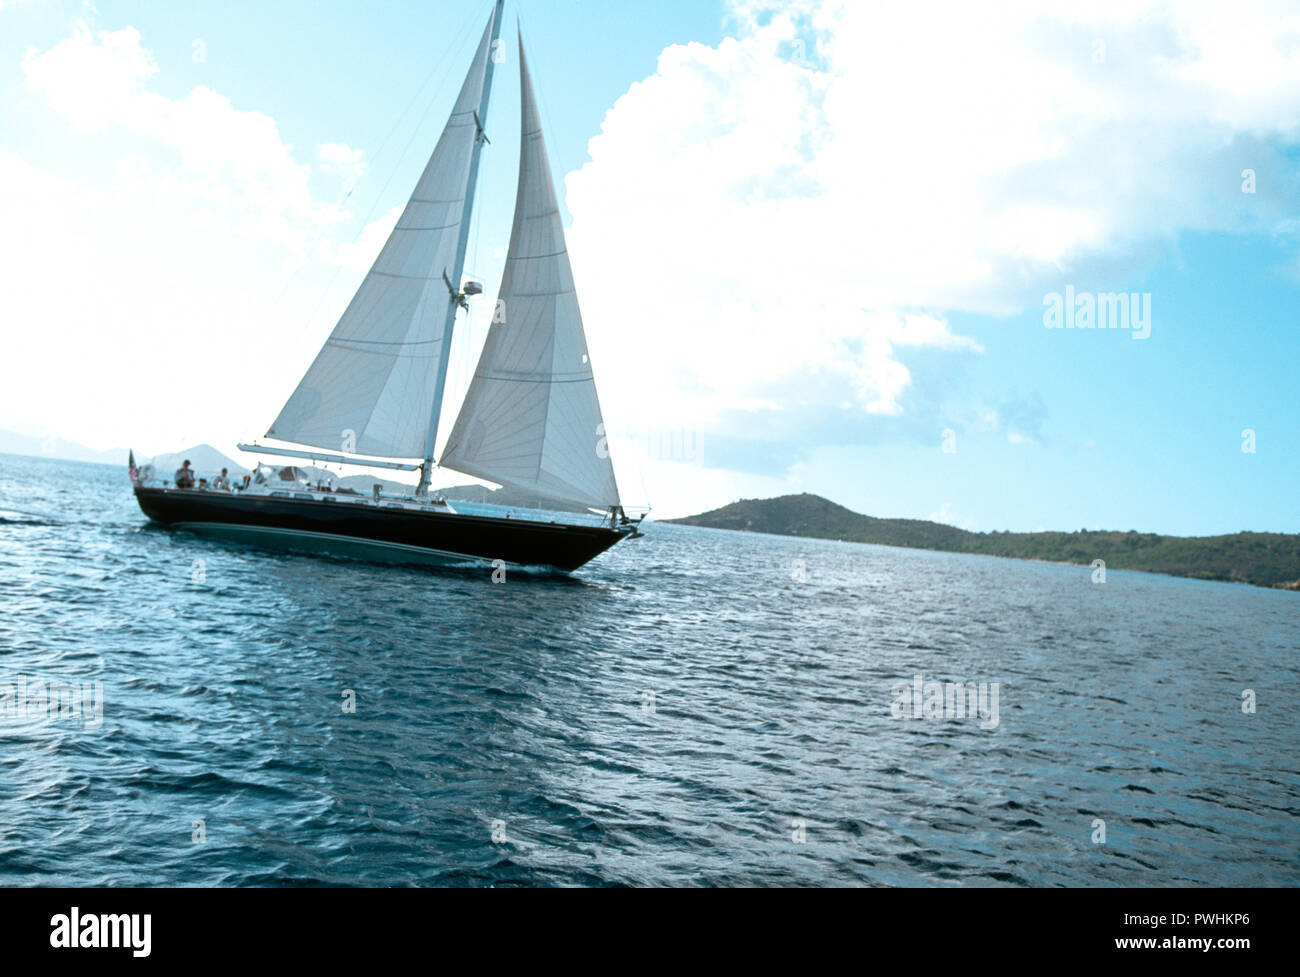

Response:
(271, 3), (485, 338)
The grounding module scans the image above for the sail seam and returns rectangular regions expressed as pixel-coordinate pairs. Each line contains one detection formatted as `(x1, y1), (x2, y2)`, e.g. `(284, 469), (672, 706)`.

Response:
(393, 222), (459, 232)
(327, 337), (444, 347)
(327, 347), (442, 357)
(369, 270), (447, 281)
(471, 375), (592, 384)
(509, 248), (568, 260)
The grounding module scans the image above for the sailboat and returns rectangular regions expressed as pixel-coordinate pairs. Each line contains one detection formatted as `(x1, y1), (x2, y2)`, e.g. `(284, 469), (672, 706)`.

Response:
(130, 1), (645, 573)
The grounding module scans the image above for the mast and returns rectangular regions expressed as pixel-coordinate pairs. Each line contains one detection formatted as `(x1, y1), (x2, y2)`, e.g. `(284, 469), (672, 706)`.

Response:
(418, 0), (505, 495)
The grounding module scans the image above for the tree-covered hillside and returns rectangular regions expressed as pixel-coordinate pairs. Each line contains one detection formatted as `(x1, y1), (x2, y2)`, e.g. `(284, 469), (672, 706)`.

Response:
(667, 493), (1300, 589)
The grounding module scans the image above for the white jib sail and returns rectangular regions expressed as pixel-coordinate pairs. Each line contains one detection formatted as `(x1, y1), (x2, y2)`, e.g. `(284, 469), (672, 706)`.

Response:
(267, 12), (498, 460)
(440, 35), (620, 510)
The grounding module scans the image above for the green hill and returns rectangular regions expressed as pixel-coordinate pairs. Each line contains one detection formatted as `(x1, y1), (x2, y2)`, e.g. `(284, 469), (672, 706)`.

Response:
(667, 493), (1300, 590)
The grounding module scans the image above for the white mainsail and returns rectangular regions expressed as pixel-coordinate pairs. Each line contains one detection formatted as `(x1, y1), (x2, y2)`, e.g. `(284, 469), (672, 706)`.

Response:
(267, 10), (499, 461)
(439, 36), (620, 510)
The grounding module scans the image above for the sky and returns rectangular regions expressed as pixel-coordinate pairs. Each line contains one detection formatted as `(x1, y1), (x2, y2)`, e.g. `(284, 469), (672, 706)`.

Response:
(0, 0), (1296, 533)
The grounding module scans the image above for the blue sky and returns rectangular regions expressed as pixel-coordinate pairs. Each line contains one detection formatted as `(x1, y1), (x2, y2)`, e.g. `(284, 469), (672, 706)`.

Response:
(0, 0), (1297, 534)
(789, 228), (1300, 536)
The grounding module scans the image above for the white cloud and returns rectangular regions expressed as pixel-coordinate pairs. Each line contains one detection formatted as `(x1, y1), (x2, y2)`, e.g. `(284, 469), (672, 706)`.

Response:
(0, 22), (362, 455)
(567, 0), (1300, 445)
(21, 23), (157, 130)
(323, 205), (401, 272)
(924, 500), (982, 531)
(21, 23), (348, 247)
(318, 141), (367, 182)
(927, 502), (954, 524)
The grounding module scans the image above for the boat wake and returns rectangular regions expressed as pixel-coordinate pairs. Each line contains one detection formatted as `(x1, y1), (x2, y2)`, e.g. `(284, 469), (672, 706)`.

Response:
(0, 507), (57, 527)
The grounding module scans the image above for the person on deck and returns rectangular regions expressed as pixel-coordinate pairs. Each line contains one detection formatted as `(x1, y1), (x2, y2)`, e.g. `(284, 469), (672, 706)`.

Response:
(174, 460), (195, 489)
(212, 468), (231, 491)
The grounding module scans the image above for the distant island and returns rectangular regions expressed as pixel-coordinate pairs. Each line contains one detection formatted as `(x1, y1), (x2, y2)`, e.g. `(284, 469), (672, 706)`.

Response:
(667, 493), (1300, 591)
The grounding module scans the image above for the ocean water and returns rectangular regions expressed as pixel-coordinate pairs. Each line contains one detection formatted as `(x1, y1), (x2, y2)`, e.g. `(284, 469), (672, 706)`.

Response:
(0, 452), (1296, 887)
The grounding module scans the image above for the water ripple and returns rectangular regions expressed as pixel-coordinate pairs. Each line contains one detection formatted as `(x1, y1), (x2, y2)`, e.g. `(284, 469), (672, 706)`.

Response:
(1, 453), (1297, 886)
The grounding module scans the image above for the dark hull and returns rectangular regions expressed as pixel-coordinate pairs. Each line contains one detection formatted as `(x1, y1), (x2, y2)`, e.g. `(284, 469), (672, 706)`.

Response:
(133, 487), (628, 572)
